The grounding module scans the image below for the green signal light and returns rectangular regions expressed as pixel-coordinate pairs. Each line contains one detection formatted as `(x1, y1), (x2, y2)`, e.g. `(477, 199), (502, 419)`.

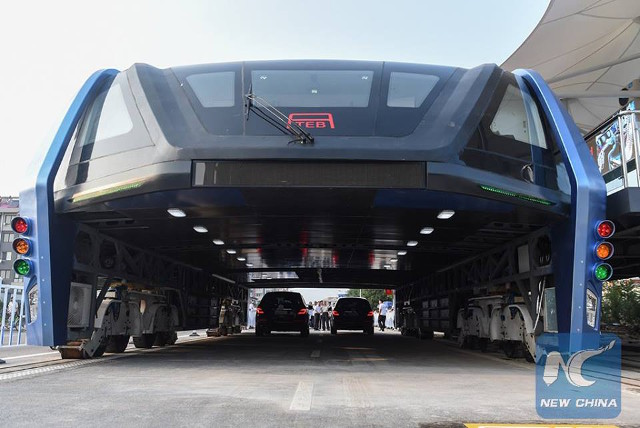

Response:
(594, 263), (613, 281)
(13, 259), (32, 276)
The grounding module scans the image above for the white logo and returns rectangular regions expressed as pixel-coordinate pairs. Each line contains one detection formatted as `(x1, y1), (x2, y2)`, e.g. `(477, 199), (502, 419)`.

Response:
(543, 340), (615, 387)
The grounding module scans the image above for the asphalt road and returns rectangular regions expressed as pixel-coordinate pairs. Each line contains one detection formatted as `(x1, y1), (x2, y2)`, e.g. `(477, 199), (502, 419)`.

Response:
(0, 330), (638, 427)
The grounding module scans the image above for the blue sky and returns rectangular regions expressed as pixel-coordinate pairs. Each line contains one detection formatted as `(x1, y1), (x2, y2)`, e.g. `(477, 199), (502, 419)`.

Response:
(0, 0), (548, 195)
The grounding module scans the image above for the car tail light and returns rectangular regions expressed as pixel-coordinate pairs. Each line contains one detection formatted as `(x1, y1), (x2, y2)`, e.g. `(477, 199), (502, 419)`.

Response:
(297, 308), (308, 315)
(332, 310), (339, 317)
(367, 311), (374, 317)
(256, 307), (264, 315)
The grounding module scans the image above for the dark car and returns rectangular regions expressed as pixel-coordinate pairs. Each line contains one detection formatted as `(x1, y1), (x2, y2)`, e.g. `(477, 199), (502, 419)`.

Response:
(331, 297), (374, 335)
(256, 291), (309, 337)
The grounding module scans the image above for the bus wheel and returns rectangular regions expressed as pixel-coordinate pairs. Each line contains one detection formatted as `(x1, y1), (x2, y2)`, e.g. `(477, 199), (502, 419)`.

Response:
(106, 335), (130, 353)
(133, 334), (156, 349)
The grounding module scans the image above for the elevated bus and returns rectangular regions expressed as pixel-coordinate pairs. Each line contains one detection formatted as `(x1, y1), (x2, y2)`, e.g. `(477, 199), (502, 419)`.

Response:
(12, 60), (622, 358)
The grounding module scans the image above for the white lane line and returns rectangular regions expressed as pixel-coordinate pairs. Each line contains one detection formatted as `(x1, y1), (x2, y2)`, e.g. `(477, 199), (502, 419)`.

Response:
(310, 350), (321, 358)
(289, 381), (314, 411)
(342, 376), (372, 408)
(1, 351), (59, 361)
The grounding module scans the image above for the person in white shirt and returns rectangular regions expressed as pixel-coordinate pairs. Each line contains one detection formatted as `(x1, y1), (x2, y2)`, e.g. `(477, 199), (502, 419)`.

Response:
(247, 302), (256, 329)
(321, 302), (329, 331)
(377, 300), (388, 331)
(314, 302), (322, 330)
(385, 307), (394, 330)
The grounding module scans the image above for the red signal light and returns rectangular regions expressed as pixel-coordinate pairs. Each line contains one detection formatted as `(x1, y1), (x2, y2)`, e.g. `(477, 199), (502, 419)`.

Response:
(297, 308), (308, 316)
(332, 310), (339, 317)
(256, 307), (264, 315)
(596, 220), (615, 239)
(11, 217), (29, 234)
(367, 311), (374, 317)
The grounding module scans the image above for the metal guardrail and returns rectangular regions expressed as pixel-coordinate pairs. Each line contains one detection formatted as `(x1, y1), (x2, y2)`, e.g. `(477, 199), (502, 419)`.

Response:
(0, 283), (26, 347)
(585, 109), (640, 194)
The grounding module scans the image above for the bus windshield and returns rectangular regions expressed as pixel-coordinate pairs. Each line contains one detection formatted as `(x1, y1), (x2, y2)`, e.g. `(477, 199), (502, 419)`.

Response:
(250, 70), (374, 107)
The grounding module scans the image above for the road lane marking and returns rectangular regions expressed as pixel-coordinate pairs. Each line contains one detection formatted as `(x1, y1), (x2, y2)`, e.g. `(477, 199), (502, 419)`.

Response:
(343, 376), (372, 408)
(1, 351), (59, 361)
(289, 381), (313, 411)
(310, 350), (321, 358)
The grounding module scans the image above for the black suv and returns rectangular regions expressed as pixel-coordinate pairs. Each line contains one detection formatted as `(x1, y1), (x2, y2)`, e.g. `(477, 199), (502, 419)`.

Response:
(331, 297), (374, 335)
(256, 291), (309, 337)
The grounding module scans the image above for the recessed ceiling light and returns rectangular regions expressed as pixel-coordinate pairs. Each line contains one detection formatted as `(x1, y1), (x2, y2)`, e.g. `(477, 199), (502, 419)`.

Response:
(226, 249), (237, 254)
(397, 250), (407, 256)
(237, 256), (246, 262)
(213, 239), (224, 245)
(437, 210), (455, 219)
(407, 241), (418, 247)
(390, 258), (398, 262)
(420, 227), (434, 235)
(246, 263), (253, 267)
(193, 226), (208, 233)
(167, 208), (186, 217)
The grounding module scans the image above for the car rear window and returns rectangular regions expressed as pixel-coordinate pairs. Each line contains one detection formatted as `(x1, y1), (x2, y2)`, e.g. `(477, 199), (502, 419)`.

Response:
(335, 299), (371, 312)
(260, 293), (304, 309)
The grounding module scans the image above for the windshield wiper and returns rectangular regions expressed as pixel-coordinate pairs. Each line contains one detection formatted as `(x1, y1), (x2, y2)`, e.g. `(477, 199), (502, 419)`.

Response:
(244, 92), (314, 145)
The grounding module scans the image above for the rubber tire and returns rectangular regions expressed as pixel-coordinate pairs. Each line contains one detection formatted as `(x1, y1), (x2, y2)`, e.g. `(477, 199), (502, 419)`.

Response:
(301, 327), (309, 337)
(365, 327), (374, 335)
(133, 333), (156, 349)
(255, 326), (264, 337)
(92, 341), (107, 358)
(154, 332), (169, 347)
(166, 331), (178, 345)
(502, 341), (520, 359)
(331, 327), (337, 335)
(105, 335), (130, 353)
(479, 338), (489, 353)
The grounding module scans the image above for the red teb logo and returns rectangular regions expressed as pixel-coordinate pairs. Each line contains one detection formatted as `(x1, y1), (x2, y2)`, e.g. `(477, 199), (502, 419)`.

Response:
(288, 112), (335, 129)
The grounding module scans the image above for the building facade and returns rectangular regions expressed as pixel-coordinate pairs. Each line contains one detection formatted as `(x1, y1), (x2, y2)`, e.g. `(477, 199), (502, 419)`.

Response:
(0, 197), (20, 286)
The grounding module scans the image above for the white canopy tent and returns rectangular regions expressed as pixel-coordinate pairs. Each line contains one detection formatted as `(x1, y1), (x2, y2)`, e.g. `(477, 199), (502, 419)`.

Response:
(502, 0), (640, 133)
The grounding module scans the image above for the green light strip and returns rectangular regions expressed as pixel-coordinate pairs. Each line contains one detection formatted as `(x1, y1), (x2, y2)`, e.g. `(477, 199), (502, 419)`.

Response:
(71, 180), (144, 203)
(479, 184), (554, 206)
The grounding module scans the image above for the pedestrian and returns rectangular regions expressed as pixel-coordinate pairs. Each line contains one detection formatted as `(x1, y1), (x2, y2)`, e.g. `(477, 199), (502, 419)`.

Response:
(247, 302), (256, 329)
(377, 300), (387, 331)
(321, 301), (329, 331)
(307, 303), (314, 328)
(314, 301), (322, 330)
(386, 307), (394, 330)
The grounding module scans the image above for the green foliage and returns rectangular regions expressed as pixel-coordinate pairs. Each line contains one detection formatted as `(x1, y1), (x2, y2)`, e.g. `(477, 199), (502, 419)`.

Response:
(346, 289), (392, 310)
(602, 279), (640, 331)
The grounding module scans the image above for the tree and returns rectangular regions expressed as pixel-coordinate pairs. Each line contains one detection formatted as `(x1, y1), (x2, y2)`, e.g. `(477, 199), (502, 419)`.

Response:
(346, 289), (392, 310)
(602, 279), (640, 332)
